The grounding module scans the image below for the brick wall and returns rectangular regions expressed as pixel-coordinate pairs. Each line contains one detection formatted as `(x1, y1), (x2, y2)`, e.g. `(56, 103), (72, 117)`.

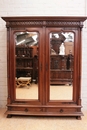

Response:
(0, 0), (87, 109)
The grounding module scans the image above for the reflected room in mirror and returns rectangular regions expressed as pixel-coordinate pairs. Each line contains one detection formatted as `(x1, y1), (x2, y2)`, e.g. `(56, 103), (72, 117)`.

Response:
(50, 32), (74, 100)
(15, 32), (39, 99)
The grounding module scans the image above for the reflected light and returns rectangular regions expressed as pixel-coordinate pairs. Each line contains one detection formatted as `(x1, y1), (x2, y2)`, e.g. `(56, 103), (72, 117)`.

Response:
(16, 39), (25, 45)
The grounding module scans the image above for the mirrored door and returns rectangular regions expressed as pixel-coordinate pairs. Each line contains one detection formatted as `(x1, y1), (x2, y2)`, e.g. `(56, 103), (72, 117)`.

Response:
(13, 29), (43, 101)
(14, 31), (39, 99)
(50, 32), (74, 100)
(46, 28), (74, 102)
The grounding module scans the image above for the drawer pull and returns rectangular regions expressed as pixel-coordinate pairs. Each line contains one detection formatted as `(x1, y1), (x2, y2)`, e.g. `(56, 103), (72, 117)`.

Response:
(25, 108), (28, 112)
(60, 109), (63, 113)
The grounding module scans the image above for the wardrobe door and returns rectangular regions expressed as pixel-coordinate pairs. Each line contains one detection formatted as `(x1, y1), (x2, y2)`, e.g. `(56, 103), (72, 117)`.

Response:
(45, 27), (76, 106)
(10, 28), (44, 106)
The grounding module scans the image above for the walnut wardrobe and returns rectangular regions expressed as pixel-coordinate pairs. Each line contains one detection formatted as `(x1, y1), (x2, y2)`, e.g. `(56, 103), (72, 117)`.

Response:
(2, 16), (87, 119)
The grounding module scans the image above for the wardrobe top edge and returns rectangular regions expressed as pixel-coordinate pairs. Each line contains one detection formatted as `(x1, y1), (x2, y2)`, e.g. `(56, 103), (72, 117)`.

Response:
(1, 16), (87, 22)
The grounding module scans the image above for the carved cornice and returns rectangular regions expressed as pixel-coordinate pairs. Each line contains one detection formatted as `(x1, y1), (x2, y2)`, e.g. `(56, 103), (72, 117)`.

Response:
(8, 21), (43, 27)
(46, 21), (80, 27)
(2, 16), (87, 28)
(6, 20), (83, 28)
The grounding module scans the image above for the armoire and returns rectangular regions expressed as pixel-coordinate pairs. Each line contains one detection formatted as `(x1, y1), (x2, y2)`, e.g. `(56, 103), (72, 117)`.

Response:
(2, 16), (87, 119)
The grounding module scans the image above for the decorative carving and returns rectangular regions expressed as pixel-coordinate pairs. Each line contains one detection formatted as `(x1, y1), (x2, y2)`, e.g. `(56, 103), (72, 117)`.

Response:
(6, 21), (81, 27)
(8, 21), (43, 27)
(46, 21), (80, 26)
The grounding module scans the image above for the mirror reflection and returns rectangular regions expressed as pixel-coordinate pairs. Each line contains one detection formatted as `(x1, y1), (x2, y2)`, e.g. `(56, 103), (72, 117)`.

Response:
(15, 31), (39, 99)
(50, 32), (74, 100)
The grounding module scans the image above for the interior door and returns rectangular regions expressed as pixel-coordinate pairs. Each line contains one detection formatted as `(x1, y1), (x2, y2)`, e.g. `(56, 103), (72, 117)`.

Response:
(45, 27), (75, 105)
(11, 27), (45, 107)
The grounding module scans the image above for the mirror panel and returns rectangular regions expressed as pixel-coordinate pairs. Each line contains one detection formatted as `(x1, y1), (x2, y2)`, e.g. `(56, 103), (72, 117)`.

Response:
(50, 32), (74, 100)
(15, 31), (39, 99)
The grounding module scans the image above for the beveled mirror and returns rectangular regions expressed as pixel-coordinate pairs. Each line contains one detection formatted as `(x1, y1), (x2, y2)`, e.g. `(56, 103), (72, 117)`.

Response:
(50, 31), (74, 100)
(14, 31), (39, 99)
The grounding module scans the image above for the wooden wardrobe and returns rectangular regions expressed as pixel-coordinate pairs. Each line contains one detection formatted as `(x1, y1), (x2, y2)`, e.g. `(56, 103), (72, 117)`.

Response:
(2, 16), (87, 119)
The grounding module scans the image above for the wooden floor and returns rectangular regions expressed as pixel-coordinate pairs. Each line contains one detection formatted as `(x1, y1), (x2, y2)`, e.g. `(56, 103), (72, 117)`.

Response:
(0, 108), (87, 130)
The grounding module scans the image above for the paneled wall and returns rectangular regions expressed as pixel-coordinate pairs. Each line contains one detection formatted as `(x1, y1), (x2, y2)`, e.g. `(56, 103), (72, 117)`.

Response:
(0, 0), (87, 109)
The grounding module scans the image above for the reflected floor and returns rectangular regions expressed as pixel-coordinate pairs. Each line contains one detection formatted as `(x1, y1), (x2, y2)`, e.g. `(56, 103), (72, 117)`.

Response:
(16, 83), (38, 99)
(16, 83), (72, 100)
(50, 85), (72, 100)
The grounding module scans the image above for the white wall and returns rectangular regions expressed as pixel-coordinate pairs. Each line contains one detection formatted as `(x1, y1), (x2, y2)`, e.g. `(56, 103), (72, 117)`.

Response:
(0, 0), (87, 109)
